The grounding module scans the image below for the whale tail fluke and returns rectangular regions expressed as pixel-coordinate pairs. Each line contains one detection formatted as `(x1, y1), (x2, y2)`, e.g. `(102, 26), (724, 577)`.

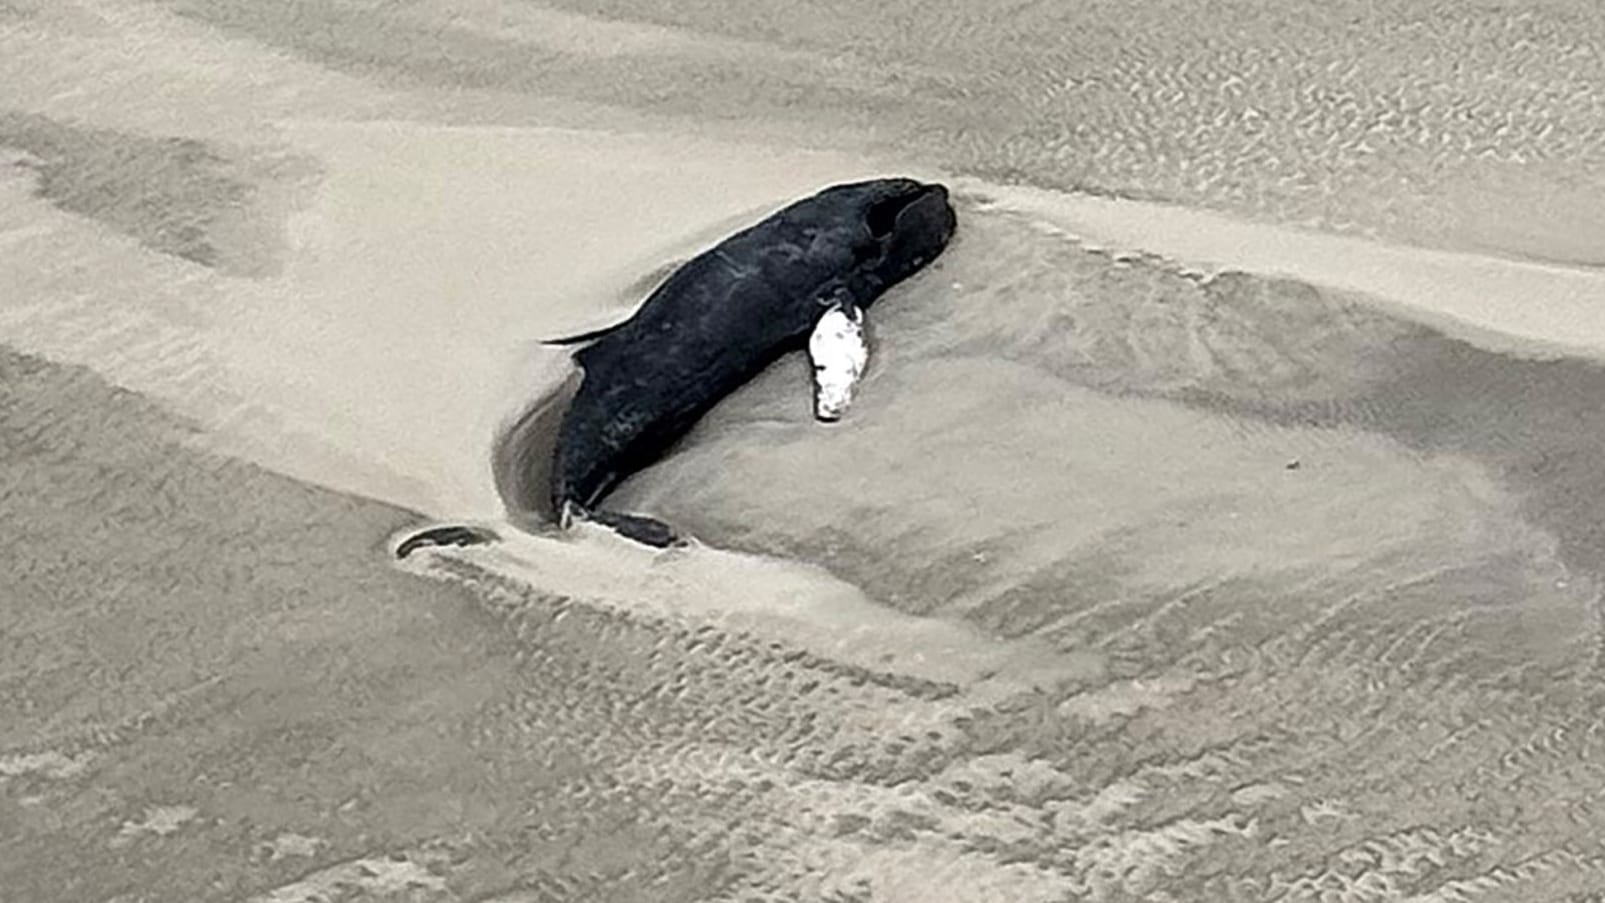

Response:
(558, 500), (684, 548)
(395, 524), (499, 559)
(393, 509), (683, 559)
(587, 510), (684, 548)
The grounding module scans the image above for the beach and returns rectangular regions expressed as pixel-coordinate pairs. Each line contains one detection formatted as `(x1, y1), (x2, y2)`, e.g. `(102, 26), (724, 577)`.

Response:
(7, 1), (1605, 900)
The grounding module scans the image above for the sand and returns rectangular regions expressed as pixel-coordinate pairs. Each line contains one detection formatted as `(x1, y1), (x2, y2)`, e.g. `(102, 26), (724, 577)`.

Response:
(9, 0), (1605, 900)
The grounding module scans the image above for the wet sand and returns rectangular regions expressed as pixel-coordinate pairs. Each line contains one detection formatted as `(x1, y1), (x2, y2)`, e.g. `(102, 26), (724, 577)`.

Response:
(9, 1), (1605, 900)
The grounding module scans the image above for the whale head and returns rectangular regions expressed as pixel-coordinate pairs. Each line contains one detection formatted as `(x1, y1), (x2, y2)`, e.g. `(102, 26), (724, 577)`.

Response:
(813, 178), (957, 294)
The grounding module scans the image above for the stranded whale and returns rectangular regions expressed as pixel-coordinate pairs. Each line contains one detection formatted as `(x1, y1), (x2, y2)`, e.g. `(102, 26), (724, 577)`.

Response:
(396, 177), (956, 556)
(546, 177), (955, 546)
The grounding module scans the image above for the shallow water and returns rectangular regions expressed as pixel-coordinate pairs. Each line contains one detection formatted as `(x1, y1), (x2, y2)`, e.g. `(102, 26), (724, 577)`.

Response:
(9, 0), (1605, 900)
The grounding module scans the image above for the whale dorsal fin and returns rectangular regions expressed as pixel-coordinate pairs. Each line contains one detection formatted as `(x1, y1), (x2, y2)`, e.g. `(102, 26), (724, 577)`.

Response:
(542, 318), (632, 347)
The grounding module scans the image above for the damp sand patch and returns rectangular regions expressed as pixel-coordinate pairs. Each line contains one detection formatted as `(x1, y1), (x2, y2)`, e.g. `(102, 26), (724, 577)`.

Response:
(0, 111), (316, 275)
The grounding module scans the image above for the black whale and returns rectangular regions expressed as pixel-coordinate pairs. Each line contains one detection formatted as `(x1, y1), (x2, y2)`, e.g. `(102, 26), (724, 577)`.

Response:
(394, 177), (957, 558)
(546, 177), (956, 546)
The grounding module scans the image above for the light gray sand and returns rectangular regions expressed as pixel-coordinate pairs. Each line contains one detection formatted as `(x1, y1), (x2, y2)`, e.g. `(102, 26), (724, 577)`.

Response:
(9, 1), (1605, 901)
(161, 0), (1605, 263)
(0, 347), (944, 902)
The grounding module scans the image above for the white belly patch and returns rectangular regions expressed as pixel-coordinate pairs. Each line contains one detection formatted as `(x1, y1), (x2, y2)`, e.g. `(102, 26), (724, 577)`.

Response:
(808, 302), (869, 422)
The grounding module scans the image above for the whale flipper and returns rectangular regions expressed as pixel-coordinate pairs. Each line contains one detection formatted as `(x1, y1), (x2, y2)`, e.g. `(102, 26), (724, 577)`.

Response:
(809, 299), (870, 422)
